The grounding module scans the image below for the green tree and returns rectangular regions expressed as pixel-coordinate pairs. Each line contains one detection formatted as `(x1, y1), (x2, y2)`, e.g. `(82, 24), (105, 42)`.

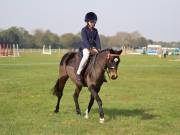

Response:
(0, 27), (35, 48)
(59, 33), (81, 48)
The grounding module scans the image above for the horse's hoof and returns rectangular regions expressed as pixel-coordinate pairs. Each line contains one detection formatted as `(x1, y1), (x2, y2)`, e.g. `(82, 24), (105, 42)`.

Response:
(76, 109), (81, 115)
(84, 115), (89, 119)
(54, 110), (59, 113)
(99, 118), (104, 124)
(76, 111), (81, 115)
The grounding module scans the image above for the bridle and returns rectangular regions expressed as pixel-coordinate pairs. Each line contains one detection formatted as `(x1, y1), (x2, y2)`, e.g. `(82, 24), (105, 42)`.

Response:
(107, 53), (120, 60)
(92, 51), (120, 79)
(106, 53), (120, 79)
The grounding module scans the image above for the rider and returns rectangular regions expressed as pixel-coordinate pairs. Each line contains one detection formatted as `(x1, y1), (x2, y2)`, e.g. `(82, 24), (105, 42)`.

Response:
(76, 12), (104, 81)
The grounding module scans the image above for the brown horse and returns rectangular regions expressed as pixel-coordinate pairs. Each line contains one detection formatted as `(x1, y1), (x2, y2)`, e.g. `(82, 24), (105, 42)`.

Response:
(53, 48), (122, 123)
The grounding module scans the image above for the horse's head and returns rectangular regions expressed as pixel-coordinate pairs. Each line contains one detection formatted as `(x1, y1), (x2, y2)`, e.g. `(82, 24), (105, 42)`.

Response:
(106, 49), (123, 80)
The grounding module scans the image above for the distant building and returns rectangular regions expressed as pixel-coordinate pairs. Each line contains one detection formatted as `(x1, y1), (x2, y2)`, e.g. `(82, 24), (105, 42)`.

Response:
(146, 45), (162, 55)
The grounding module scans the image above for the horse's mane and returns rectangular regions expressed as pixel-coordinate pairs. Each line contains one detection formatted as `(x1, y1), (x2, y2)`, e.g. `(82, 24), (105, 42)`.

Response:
(99, 48), (112, 53)
(99, 48), (122, 55)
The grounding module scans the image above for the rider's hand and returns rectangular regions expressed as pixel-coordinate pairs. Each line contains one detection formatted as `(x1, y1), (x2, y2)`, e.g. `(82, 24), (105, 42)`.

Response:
(91, 48), (98, 53)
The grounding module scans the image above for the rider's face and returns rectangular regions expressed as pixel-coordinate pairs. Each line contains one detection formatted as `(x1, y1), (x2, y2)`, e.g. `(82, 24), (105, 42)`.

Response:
(88, 20), (96, 28)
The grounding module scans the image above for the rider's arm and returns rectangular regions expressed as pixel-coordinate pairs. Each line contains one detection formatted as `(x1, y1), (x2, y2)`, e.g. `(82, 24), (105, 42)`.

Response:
(81, 28), (91, 49)
(95, 30), (101, 51)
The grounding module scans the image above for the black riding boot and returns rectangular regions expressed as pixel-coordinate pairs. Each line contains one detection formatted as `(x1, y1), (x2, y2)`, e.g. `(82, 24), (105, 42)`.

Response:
(76, 74), (82, 81)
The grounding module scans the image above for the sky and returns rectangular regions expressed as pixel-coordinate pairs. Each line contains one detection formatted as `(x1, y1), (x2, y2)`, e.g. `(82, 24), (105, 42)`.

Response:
(0, 0), (180, 41)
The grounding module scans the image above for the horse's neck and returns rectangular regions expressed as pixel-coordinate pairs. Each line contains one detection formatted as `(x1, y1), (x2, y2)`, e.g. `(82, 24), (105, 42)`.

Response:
(83, 51), (108, 83)
(95, 52), (108, 71)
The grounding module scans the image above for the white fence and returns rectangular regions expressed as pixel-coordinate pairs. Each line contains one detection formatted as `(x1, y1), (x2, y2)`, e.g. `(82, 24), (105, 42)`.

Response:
(18, 49), (74, 54)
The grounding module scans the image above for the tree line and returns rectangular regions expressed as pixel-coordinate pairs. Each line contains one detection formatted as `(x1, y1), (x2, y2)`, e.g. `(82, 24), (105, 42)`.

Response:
(0, 27), (180, 49)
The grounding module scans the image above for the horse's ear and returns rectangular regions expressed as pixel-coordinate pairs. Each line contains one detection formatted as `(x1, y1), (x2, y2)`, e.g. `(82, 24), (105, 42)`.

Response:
(117, 49), (123, 55)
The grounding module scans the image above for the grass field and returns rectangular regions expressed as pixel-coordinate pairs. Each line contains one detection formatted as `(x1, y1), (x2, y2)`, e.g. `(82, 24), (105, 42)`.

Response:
(0, 53), (180, 135)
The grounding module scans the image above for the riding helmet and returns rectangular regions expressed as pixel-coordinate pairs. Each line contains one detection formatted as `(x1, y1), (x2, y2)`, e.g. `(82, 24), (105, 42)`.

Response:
(85, 12), (97, 22)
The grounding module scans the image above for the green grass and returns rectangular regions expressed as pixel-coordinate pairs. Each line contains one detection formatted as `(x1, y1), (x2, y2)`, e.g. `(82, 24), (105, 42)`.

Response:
(0, 53), (180, 135)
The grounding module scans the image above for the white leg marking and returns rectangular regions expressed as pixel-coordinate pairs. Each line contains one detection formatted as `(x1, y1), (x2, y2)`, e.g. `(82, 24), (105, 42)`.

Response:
(84, 109), (89, 119)
(99, 118), (105, 123)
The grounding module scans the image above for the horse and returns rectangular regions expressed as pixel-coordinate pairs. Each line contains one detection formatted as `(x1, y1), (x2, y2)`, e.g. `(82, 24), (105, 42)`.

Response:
(52, 48), (122, 123)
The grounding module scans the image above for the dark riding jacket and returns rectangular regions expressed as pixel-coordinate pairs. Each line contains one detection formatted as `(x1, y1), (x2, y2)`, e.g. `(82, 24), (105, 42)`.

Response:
(81, 26), (101, 50)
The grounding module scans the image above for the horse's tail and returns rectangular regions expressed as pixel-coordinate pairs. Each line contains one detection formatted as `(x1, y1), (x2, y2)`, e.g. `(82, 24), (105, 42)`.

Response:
(52, 79), (60, 96)
(52, 52), (75, 96)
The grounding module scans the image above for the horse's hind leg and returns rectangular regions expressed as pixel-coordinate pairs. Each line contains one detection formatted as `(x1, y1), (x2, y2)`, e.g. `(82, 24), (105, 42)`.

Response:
(54, 75), (69, 113)
(73, 85), (82, 115)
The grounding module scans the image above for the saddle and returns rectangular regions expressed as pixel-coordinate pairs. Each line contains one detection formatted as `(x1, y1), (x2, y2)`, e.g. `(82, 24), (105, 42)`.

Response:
(77, 50), (98, 84)
(78, 47), (98, 64)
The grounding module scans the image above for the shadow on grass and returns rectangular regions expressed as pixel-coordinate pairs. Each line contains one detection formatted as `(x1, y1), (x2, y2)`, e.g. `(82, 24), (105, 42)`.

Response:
(95, 108), (159, 121)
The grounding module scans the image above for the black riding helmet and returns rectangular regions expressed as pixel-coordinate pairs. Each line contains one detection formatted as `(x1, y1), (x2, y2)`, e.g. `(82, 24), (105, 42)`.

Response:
(85, 12), (97, 22)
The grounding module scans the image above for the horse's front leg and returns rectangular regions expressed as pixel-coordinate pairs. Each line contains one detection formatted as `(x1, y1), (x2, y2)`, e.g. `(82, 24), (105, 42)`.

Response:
(89, 86), (104, 123)
(73, 86), (82, 115)
(84, 94), (94, 119)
